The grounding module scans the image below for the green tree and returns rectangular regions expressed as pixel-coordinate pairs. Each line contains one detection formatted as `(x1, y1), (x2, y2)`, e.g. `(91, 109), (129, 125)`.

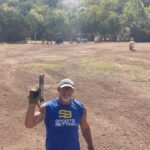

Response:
(119, 0), (148, 41)
(0, 4), (30, 42)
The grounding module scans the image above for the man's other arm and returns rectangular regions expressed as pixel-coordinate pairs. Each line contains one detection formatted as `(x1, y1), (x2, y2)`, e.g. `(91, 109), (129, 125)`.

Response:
(80, 108), (94, 150)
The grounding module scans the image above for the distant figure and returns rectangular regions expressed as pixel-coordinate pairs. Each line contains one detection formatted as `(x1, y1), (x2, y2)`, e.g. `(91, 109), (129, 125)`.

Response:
(55, 33), (63, 44)
(94, 35), (100, 43)
(42, 37), (52, 45)
(42, 39), (46, 44)
(47, 36), (53, 45)
(46, 40), (52, 45)
(129, 37), (135, 51)
(69, 38), (73, 44)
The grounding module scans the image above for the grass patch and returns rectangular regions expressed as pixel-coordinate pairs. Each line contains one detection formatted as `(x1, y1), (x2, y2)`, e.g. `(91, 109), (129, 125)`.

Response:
(90, 62), (120, 71)
(128, 66), (143, 74)
(25, 63), (59, 70)
(129, 60), (144, 65)
(79, 56), (121, 75)
(131, 76), (150, 83)
(80, 57), (96, 64)
(113, 55), (124, 61)
(48, 56), (67, 62)
(128, 66), (150, 83)
(113, 55), (144, 66)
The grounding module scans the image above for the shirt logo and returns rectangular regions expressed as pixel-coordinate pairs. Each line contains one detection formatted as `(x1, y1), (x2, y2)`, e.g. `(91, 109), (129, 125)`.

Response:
(55, 119), (77, 127)
(59, 110), (72, 119)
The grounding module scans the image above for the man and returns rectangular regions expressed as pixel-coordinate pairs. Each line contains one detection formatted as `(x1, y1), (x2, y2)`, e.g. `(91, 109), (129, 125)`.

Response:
(129, 37), (135, 51)
(25, 78), (94, 150)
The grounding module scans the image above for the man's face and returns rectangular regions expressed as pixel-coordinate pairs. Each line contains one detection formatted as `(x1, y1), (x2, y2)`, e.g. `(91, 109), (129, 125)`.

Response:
(58, 87), (74, 102)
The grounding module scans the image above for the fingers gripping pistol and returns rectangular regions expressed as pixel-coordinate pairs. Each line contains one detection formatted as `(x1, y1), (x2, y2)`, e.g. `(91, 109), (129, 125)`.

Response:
(29, 74), (44, 107)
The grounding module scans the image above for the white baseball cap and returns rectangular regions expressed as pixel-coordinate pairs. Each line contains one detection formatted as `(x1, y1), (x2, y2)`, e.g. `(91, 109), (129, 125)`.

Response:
(58, 78), (75, 89)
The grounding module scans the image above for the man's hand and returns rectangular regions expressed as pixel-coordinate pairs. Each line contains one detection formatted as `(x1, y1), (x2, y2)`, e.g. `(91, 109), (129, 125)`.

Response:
(88, 145), (94, 150)
(28, 88), (40, 104)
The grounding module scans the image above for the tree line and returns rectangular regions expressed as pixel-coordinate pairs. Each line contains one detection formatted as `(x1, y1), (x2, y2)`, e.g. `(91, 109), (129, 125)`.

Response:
(0, 0), (150, 42)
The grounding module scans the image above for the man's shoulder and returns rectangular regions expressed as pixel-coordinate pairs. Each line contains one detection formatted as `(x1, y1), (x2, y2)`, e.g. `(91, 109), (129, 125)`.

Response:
(73, 99), (84, 108)
(73, 99), (85, 116)
(45, 98), (59, 107)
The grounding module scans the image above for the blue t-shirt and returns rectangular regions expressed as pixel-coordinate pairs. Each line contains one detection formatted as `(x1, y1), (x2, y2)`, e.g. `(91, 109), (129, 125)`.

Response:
(44, 98), (84, 150)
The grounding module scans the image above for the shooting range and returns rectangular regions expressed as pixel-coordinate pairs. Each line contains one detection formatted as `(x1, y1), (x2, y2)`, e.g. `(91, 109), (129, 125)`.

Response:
(0, 0), (150, 150)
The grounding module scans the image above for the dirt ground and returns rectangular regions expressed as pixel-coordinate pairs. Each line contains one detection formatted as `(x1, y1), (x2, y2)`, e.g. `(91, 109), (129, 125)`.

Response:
(0, 42), (150, 150)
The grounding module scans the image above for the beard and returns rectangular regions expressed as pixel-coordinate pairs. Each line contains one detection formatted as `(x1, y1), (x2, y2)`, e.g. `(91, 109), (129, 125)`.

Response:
(61, 95), (72, 102)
